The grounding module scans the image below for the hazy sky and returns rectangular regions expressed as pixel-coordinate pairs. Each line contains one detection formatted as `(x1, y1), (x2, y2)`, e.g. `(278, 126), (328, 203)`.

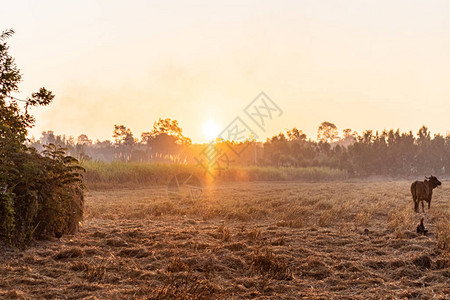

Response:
(2, 0), (450, 142)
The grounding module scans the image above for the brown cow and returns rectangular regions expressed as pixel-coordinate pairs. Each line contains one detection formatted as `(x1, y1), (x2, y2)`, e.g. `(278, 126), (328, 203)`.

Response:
(411, 175), (441, 212)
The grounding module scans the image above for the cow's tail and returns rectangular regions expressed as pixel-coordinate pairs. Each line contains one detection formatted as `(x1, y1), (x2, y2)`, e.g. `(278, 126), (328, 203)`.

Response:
(411, 181), (418, 211)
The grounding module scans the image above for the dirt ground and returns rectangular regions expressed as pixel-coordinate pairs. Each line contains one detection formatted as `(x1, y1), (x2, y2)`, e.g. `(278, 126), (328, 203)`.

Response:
(1, 181), (450, 299)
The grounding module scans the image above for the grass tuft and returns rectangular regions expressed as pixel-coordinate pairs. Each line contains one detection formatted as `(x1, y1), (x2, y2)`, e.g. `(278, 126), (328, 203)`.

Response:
(251, 248), (292, 280)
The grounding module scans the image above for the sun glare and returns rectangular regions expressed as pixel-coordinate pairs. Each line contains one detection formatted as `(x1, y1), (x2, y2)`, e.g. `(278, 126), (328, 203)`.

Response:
(202, 120), (220, 141)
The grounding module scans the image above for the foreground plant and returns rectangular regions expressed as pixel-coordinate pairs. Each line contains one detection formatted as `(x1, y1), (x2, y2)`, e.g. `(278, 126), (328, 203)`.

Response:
(0, 29), (85, 247)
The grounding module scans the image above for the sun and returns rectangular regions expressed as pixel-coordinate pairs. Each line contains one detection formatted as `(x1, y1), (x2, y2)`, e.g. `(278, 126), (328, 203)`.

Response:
(202, 120), (220, 141)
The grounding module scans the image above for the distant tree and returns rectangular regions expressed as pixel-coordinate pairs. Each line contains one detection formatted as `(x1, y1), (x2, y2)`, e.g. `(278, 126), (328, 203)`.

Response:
(417, 125), (431, 146)
(429, 133), (446, 174)
(74, 134), (92, 161)
(65, 135), (75, 146)
(359, 130), (374, 144)
(139, 118), (191, 162)
(286, 127), (307, 141)
(343, 128), (352, 138)
(150, 118), (191, 145)
(338, 128), (357, 147)
(96, 139), (112, 147)
(317, 121), (339, 143)
(112, 125), (136, 161)
(112, 125), (135, 146)
(77, 134), (92, 145)
(40, 131), (56, 144)
(263, 133), (289, 166)
(150, 133), (179, 159)
(140, 131), (152, 144)
(342, 128), (358, 140)
(416, 126), (433, 173)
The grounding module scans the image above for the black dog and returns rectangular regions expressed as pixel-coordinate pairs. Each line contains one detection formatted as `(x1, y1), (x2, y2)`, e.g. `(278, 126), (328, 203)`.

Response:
(416, 218), (428, 235)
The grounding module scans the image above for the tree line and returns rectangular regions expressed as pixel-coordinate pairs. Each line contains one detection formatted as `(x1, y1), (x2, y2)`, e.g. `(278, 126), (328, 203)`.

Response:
(262, 124), (448, 177)
(31, 120), (450, 177)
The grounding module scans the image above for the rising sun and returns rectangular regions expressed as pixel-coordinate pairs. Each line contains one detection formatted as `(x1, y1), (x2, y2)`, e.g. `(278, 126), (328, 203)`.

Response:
(202, 120), (220, 141)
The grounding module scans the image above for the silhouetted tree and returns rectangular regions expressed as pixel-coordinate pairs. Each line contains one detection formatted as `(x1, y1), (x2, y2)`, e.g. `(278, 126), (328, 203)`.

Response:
(317, 121), (339, 143)
(149, 118), (191, 145)
(142, 118), (191, 162)
(112, 125), (135, 161)
(77, 134), (92, 145)
(286, 127), (307, 141)
(113, 125), (135, 146)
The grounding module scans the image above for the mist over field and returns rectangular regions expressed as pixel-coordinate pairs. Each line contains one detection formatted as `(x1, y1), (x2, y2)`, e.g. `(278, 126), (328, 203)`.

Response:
(2, 1), (450, 299)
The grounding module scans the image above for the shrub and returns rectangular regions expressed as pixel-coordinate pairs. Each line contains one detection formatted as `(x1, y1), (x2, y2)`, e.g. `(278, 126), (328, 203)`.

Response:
(1, 145), (85, 247)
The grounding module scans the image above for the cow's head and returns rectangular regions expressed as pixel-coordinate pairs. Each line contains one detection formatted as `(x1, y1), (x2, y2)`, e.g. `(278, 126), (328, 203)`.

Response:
(426, 175), (441, 188)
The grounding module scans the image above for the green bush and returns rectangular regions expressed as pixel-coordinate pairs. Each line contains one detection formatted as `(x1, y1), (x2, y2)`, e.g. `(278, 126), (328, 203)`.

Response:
(1, 147), (84, 247)
(3, 145), (84, 246)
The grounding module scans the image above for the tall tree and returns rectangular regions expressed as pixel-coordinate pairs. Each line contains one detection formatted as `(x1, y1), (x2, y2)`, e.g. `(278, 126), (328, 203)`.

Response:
(112, 124), (135, 146)
(150, 118), (191, 145)
(286, 127), (307, 141)
(77, 134), (92, 145)
(317, 121), (339, 143)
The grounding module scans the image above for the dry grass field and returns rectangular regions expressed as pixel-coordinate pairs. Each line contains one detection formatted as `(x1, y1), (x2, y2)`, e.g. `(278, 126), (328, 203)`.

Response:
(1, 181), (450, 299)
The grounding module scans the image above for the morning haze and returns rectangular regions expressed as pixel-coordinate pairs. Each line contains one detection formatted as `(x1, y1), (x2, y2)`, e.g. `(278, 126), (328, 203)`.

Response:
(2, 1), (450, 299)
(2, 0), (450, 142)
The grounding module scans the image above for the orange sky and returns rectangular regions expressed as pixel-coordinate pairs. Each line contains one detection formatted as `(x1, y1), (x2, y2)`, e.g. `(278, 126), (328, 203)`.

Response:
(2, 1), (450, 143)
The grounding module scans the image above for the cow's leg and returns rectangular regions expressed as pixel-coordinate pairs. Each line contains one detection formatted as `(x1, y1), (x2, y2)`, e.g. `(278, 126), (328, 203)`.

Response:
(414, 200), (419, 212)
(422, 200), (425, 213)
(428, 200), (431, 209)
